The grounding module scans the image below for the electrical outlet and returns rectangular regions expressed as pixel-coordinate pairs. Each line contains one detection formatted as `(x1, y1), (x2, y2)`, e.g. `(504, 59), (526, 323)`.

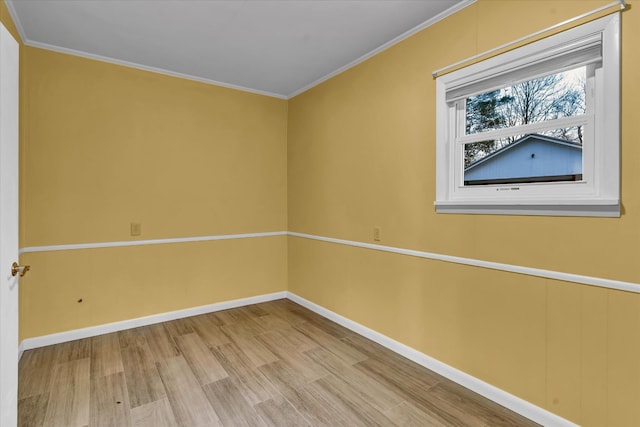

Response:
(373, 226), (381, 242)
(130, 222), (142, 236)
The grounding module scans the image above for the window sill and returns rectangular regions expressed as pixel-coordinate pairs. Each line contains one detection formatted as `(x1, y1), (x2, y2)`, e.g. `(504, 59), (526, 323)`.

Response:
(434, 200), (620, 217)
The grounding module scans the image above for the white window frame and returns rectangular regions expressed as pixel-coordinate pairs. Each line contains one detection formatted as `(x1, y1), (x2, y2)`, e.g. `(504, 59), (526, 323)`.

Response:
(435, 14), (620, 217)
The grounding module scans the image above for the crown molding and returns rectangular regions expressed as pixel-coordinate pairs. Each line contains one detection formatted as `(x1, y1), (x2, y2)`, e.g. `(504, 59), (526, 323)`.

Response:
(5, 0), (476, 100)
(3, 0), (26, 43)
(23, 40), (289, 99)
(287, 0), (477, 98)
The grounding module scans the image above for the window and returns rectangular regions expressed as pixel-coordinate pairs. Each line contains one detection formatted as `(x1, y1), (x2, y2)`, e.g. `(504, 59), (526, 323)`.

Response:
(435, 14), (620, 217)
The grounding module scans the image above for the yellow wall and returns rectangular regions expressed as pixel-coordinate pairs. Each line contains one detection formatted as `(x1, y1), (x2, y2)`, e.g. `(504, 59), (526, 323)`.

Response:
(19, 47), (288, 337)
(13, 0), (640, 424)
(288, 1), (640, 425)
(1, 1), (20, 43)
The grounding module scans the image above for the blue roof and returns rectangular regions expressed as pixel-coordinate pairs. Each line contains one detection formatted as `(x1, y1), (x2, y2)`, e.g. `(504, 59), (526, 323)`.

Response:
(465, 134), (582, 172)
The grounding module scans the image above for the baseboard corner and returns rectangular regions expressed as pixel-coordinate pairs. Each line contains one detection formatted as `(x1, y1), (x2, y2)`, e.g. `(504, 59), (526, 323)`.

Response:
(285, 291), (578, 427)
(20, 290), (288, 352)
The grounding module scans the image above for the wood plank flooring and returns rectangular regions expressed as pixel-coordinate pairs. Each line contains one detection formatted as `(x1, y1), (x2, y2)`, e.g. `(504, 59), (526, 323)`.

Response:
(18, 299), (539, 427)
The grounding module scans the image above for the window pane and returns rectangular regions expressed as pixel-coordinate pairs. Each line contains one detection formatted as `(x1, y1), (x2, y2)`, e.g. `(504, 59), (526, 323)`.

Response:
(465, 66), (586, 135)
(464, 129), (583, 186)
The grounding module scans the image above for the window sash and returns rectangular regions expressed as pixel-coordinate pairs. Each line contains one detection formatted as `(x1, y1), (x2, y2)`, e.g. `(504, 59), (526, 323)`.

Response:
(455, 114), (591, 145)
(451, 112), (596, 196)
(452, 64), (596, 191)
(434, 14), (620, 216)
(445, 33), (602, 103)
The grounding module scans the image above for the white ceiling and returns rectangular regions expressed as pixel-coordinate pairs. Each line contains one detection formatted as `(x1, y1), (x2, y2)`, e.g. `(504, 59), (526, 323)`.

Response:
(6, 0), (472, 98)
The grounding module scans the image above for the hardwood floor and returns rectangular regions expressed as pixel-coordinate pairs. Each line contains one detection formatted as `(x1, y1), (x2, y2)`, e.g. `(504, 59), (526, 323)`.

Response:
(18, 299), (539, 427)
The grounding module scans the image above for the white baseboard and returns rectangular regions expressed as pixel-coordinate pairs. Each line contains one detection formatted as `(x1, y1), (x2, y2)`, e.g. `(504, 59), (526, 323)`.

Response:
(19, 289), (576, 426)
(19, 291), (287, 352)
(18, 342), (25, 361)
(286, 292), (578, 427)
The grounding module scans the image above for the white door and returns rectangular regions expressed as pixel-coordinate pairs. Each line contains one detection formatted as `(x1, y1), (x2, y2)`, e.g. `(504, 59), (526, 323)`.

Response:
(0, 22), (19, 427)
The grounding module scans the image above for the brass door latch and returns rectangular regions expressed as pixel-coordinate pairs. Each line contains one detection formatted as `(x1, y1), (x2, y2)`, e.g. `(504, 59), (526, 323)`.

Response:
(11, 262), (30, 277)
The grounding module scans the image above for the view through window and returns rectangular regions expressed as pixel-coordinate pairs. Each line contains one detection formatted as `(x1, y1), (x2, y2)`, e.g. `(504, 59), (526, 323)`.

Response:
(435, 13), (620, 216)
(462, 66), (587, 186)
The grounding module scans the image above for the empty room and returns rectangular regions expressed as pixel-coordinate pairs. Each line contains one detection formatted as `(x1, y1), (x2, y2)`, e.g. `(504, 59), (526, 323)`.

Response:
(1, 0), (638, 426)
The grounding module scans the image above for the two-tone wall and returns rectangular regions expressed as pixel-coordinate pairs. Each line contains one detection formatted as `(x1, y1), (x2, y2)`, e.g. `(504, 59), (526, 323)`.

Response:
(5, 0), (640, 425)
(287, 1), (640, 426)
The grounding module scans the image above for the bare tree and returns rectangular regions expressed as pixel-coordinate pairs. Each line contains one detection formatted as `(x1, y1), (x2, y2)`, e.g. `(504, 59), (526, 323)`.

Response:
(464, 69), (586, 167)
(497, 72), (585, 142)
(464, 90), (511, 167)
